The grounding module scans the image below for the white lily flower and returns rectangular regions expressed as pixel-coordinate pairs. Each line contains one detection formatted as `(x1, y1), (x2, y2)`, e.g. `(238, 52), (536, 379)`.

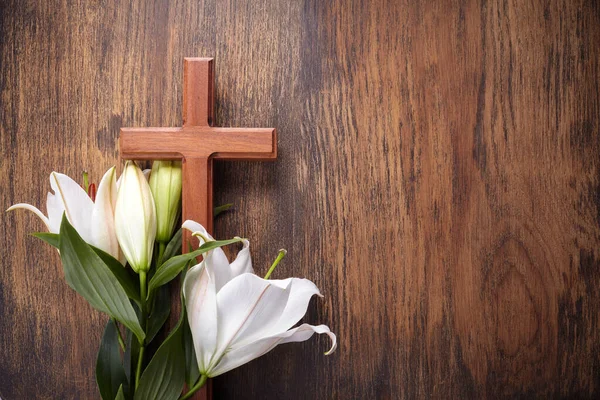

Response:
(182, 220), (337, 378)
(114, 161), (157, 273)
(7, 167), (123, 262)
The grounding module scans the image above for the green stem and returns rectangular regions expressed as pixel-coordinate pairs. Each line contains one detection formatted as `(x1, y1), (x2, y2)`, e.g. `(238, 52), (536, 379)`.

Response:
(157, 241), (166, 267)
(179, 375), (208, 400)
(111, 318), (126, 352)
(135, 271), (148, 389)
(264, 249), (287, 280)
(135, 346), (145, 389)
(140, 271), (147, 303)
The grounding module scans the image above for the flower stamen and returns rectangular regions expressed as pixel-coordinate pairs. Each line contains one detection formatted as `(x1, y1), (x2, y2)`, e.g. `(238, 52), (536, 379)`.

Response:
(82, 171), (89, 192)
(264, 249), (287, 280)
(88, 183), (96, 202)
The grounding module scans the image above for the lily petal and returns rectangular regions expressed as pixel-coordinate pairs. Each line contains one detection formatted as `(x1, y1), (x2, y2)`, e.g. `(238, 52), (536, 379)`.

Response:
(229, 239), (253, 277)
(204, 250), (232, 291)
(115, 168), (149, 190)
(258, 278), (323, 337)
(182, 220), (232, 291)
(45, 191), (63, 233)
(214, 274), (292, 360)
(50, 172), (94, 243)
(224, 277), (323, 349)
(91, 167), (122, 262)
(184, 262), (218, 374)
(6, 203), (51, 230)
(182, 220), (211, 239)
(114, 167), (148, 190)
(209, 323), (337, 377)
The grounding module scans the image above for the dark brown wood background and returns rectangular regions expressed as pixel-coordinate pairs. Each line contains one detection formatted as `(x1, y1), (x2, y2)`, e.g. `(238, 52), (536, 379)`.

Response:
(1, 0), (599, 398)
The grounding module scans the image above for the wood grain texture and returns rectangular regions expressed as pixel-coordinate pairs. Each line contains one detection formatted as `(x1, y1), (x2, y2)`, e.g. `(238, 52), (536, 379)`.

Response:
(1, 0), (599, 399)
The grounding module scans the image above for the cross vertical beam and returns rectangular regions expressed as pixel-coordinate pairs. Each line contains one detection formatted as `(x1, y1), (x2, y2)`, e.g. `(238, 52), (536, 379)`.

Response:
(182, 58), (216, 234)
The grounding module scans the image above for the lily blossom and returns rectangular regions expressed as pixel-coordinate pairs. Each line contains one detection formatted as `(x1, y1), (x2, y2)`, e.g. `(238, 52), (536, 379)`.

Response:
(182, 220), (337, 377)
(7, 167), (123, 263)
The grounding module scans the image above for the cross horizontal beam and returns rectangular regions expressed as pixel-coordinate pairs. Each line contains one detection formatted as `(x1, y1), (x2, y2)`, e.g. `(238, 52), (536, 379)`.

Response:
(120, 127), (277, 160)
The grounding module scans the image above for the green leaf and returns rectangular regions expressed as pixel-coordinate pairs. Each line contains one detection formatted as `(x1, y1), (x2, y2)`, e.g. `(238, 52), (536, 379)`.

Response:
(161, 228), (182, 264)
(115, 385), (126, 400)
(123, 328), (140, 398)
(183, 315), (199, 387)
(134, 303), (186, 400)
(214, 203), (233, 217)
(94, 247), (141, 304)
(31, 232), (60, 247)
(146, 285), (171, 344)
(33, 231), (141, 304)
(58, 215), (145, 342)
(96, 320), (127, 400)
(147, 237), (244, 296)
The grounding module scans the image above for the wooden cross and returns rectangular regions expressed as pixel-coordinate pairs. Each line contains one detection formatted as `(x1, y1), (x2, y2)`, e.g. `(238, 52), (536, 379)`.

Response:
(119, 57), (277, 400)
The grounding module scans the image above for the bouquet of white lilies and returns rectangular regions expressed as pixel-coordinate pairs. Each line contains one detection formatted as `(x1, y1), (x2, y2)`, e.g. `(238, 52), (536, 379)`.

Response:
(8, 161), (336, 400)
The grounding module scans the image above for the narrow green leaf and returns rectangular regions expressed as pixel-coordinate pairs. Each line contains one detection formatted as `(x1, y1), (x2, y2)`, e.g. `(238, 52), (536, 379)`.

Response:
(183, 315), (199, 387)
(134, 304), (186, 400)
(32, 231), (140, 303)
(31, 232), (60, 248)
(214, 203), (233, 217)
(58, 215), (145, 342)
(115, 385), (125, 400)
(123, 328), (140, 399)
(162, 228), (182, 263)
(147, 237), (243, 296)
(96, 320), (127, 400)
(146, 285), (171, 344)
(94, 247), (141, 304)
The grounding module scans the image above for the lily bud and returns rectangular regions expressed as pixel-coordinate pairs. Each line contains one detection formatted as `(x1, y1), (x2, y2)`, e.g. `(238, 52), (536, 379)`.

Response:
(149, 160), (182, 243)
(114, 161), (157, 273)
